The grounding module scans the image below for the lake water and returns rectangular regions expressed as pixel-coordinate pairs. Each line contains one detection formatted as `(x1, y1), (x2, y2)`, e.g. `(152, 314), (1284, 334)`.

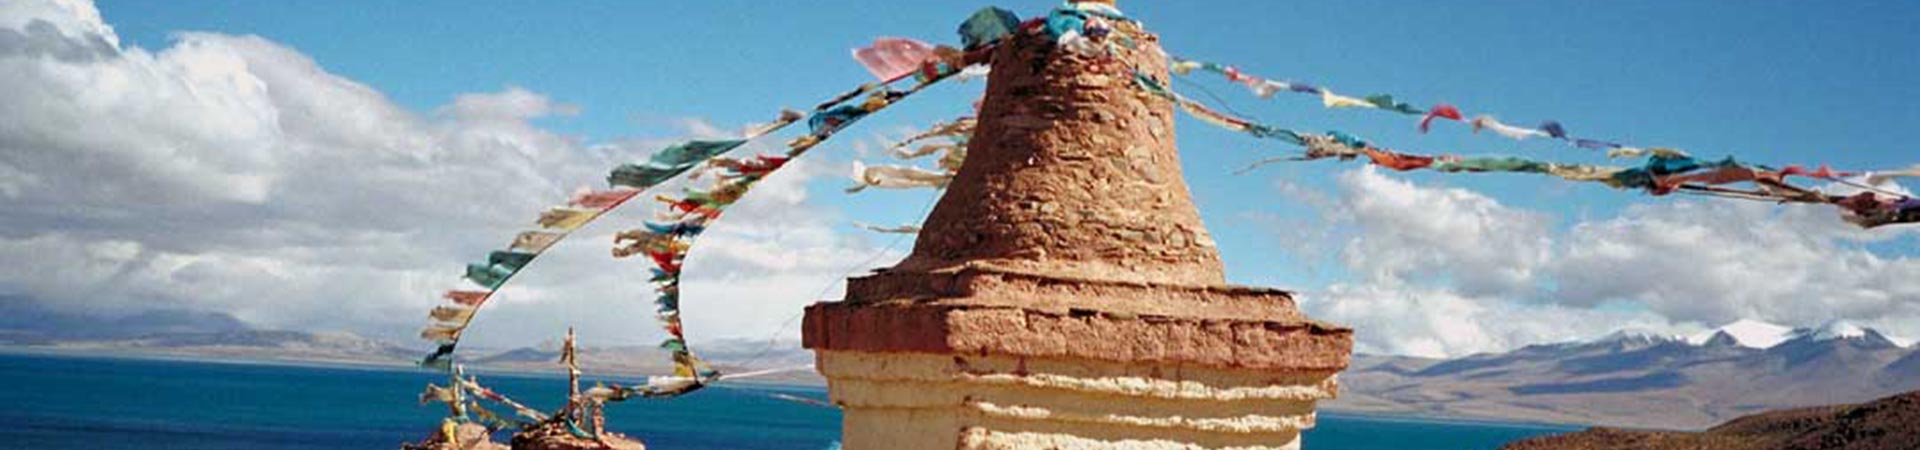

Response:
(0, 352), (1572, 449)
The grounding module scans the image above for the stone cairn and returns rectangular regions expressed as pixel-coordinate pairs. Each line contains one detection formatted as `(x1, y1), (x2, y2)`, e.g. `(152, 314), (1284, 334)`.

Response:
(803, 2), (1355, 449)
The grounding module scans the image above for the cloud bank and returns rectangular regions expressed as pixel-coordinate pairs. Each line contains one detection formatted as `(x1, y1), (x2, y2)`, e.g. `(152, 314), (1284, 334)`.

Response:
(1291, 167), (1920, 357)
(0, 0), (896, 349)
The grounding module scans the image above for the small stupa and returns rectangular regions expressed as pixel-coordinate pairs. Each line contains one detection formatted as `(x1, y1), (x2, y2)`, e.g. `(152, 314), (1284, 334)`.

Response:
(511, 329), (648, 450)
(803, 1), (1354, 449)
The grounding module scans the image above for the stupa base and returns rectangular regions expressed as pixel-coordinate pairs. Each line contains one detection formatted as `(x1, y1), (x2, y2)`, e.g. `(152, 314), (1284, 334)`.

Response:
(816, 351), (1335, 450)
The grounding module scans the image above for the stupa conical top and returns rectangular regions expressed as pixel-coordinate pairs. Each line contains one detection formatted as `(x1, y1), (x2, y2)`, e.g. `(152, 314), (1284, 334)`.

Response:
(896, 0), (1225, 287)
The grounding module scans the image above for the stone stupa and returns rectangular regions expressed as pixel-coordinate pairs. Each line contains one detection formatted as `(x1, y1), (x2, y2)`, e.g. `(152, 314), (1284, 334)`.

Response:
(803, 1), (1355, 449)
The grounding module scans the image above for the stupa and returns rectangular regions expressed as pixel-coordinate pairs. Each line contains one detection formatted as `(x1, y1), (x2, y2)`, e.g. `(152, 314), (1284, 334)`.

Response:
(803, 1), (1355, 449)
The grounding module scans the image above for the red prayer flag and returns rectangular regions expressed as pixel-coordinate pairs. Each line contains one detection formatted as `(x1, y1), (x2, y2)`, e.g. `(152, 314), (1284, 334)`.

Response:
(570, 189), (639, 210)
(444, 290), (490, 307)
(1420, 104), (1463, 133)
(1362, 148), (1437, 171)
(852, 37), (936, 81)
(1779, 164), (1851, 180)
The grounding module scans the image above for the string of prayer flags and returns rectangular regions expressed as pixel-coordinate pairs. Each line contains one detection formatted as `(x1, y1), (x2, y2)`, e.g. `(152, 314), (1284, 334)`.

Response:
(1135, 72), (1307, 146)
(458, 374), (549, 422)
(607, 51), (966, 398)
(1142, 66), (1919, 230)
(1167, 55), (1653, 153)
(417, 109), (807, 370)
(853, 37), (938, 81)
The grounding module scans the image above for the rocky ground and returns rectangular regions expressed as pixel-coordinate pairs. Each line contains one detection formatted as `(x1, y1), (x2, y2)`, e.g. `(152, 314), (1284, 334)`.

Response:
(1501, 390), (1920, 450)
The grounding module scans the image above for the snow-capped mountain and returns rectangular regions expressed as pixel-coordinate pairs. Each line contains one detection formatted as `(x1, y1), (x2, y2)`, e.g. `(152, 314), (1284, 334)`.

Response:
(1685, 319), (1797, 348)
(1681, 319), (1908, 350)
(1333, 319), (1920, 430)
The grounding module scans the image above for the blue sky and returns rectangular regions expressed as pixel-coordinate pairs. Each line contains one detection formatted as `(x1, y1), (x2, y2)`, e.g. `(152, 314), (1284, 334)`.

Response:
(97, 0), (1920, 280)
(5, 0), (1916, 356)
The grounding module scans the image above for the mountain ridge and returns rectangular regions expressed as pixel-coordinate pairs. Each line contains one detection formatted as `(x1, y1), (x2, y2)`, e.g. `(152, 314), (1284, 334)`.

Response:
(1329, 320), (1920, 429)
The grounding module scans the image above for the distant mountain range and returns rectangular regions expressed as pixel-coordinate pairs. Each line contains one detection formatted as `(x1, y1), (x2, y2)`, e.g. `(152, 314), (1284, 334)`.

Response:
(0, 299), (818, 380)
(1328, 320), (1920, 430)
(6, 299), (1914, 430)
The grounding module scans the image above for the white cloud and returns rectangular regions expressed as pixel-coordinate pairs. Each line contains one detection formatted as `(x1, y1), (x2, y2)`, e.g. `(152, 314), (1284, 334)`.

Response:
(1288, 167), (1920, 357)
(1302, 284), (1677, 358)
(0, 0), (899, 351)
(1333, 167), (1554, 297)
(1552, 199), (1920, 330)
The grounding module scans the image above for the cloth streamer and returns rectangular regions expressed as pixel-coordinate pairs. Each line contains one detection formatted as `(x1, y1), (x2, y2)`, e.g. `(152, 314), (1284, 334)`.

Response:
(853, 37), (937, 81)
(847, 161), (952, 192)
(856, 222), (922, 234)
(1471, 116), (1551, 140)
(959, 7), (1022, 49)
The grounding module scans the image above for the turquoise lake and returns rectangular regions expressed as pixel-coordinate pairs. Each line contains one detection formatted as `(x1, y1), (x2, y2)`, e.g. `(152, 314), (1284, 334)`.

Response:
(0, 352), (1573, 449)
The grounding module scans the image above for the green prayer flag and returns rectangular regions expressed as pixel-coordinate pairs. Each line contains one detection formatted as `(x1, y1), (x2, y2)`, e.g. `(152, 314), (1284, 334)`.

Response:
(609, 139), (748, 188)
(465, 263), (515, 289)
(1434, 156), (1551, 173)
(959, 7), (1022, 49)
(1363, 94), (1424, 115)
(659, 339), (688, 353)
(487, 250), (536, 272)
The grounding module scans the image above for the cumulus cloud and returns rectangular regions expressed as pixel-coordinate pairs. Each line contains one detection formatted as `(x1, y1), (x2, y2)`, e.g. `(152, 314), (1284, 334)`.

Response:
(1553, 200), (1920, 329)
(1290, 167), (1920, 357)
(1333, 166), (1555, 297)
(0, 0), (896, 349)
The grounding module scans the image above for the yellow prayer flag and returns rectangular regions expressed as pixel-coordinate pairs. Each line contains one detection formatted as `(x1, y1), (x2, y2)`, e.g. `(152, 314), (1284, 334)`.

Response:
(1320, 90), (1375, 109)
(536, 207), (599, 231)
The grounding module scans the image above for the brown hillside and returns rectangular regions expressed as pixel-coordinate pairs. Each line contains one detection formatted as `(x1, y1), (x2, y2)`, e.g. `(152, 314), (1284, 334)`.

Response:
(1501, 390), (1920, 450)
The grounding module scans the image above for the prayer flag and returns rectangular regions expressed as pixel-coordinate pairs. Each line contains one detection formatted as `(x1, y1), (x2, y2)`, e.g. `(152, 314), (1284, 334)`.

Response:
(443, 290), (490, 307)
(609, 140), (749, 189)
(1419, 104), (1463, 133)
(852, 37), (937, 81)
(959, 7), (1021, 49)
(536, 207), (598, 231)
(508, 231), (564, 253)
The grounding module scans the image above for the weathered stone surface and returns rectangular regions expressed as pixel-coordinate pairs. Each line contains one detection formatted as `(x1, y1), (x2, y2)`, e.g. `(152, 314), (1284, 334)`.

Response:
(510, 421), (645, 450)
(806, 266), (1352, 372)
(895, 16), (1222, 287)
(398, 423), (507, 450)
